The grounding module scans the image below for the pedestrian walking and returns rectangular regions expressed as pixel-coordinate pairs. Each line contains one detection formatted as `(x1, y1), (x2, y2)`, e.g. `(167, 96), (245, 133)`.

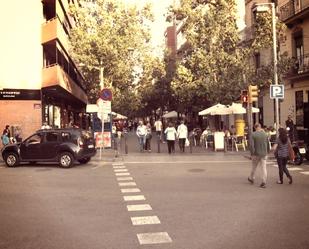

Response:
(154, 118), (162, 141)
(2, 125), (10, 138)
(145, 123), (152, 152)
(164, 122), (177, 154)
(248, 123), (270, 188)
(1, 131), (10, 146)
(285, 115), (295, 142)
(177, 120), (188, 152)
(136, 121), (147, 152)
(273, 128), (293, 184)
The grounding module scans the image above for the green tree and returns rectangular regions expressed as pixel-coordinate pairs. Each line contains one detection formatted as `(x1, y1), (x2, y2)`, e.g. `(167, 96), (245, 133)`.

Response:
(69, 0), (154, 116)
(167, 0), (246, 109)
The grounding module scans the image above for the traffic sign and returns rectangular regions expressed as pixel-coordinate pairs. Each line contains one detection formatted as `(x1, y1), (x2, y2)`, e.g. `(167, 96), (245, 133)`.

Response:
(270, 85), (284, 99)
(100, 88), (112, 101)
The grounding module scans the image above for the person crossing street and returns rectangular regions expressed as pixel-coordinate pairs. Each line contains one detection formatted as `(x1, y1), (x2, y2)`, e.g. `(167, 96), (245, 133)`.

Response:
(248, 123), (270, 188)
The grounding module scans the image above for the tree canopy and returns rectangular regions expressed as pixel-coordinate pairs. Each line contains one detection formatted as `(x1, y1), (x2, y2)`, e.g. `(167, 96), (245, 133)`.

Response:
(69, 0), (159, 116)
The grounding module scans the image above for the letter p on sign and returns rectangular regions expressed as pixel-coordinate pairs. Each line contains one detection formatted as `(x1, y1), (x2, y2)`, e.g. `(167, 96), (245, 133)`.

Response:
(270, 85), (284, 99)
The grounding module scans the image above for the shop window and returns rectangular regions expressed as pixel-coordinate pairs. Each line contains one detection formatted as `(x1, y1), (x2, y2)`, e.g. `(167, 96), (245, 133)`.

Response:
(295, 90), (304, 126)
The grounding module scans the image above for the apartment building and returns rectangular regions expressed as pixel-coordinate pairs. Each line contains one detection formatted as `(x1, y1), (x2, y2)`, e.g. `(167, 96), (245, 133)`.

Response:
(278, 0), (309, 136)
(244, 0), (309, 139)
(0, 0), (88, 139)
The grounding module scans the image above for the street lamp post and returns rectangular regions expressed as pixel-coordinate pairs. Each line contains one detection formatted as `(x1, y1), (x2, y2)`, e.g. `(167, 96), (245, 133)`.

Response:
(254, 2), (280, 135)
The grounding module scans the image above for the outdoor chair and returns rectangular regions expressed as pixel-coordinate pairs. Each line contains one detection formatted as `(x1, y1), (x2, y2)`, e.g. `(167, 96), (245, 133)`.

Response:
(234, 136), (246, 151)
(268, 134), (277, 149)
(205, 134), (214, 149)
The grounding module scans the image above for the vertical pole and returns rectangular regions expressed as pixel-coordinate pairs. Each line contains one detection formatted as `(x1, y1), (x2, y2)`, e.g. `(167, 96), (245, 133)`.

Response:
(271, 3), (280, 136)
(99, 61), (104, 160)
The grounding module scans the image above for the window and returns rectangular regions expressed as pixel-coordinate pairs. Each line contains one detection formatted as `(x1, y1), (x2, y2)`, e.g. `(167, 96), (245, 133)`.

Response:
(293, 31), (304, 73)
(61, 132), (71, 142)
(46, 132), (59, 142)
(27, 134), (42, 144)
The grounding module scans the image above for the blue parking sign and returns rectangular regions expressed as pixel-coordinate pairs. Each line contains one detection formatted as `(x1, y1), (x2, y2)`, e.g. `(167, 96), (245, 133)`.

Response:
(270, 85), (284, 99)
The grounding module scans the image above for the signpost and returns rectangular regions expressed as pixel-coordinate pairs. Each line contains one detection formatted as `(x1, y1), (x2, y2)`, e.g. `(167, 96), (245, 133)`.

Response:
(97, 99), (111, 159)
(270, 85), (284, 99)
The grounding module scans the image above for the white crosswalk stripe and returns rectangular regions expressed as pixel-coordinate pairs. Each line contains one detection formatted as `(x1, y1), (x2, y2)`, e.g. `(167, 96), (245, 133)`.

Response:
(127, 204), (152, 211)
(119, 182), (136, 186)
(121, 188), (141, 193)
(114, 169), (128, 172)
(115, 172), (130, 176)
(113, 166), (126, 169)
(137, 232), (172, 245)
(117, 177), (133, 181)
(131, 216), (161, 226)
(123, 195), (145, 201)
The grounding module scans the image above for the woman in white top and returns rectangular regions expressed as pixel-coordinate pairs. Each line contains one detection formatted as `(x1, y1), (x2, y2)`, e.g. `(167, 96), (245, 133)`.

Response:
(164, 122), (177, 154)
(136, 121), (147, 152)
(177, 120), (188, 152)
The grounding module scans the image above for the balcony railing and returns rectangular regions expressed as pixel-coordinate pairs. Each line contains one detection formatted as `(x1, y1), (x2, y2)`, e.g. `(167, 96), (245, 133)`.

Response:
(287, 53), (309, 77)
(279, 0), (309, 21)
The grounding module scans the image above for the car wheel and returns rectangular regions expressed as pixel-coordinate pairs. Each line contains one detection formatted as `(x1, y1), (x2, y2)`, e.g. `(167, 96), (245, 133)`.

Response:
(78, 157), (91, 164)
(4, 152), (20, 167)
(59, 152), (74, 168)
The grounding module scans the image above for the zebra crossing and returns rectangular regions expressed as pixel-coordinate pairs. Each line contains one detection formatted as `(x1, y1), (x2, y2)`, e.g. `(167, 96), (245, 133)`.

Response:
(112, 162), (172, 246)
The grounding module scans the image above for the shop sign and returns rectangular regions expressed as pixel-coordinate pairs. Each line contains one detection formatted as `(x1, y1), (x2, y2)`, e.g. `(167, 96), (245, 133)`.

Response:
(94, 131), (111, 148)
(0, 89), (41, 100)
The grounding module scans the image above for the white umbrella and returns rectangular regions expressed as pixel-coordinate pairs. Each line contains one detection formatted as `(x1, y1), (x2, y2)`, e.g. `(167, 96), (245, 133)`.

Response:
(198, 103), (227, 116)
(228, 103), (259, 114)
(112, 112), (127, 120)
(210, 103), (259, 115)
(162, 110), (178, 118)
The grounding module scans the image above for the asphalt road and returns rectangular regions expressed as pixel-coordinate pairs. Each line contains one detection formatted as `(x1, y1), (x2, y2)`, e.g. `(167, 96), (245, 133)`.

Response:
(0, 151), (309, 249)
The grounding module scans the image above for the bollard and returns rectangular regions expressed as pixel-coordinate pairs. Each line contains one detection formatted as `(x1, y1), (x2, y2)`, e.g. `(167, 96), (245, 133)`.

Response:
(190, 136), (193, 153)
(124, 132), (128, 154)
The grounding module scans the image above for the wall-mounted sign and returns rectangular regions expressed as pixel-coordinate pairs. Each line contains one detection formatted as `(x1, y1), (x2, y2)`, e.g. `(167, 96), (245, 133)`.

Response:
(0, 89), (41, 100)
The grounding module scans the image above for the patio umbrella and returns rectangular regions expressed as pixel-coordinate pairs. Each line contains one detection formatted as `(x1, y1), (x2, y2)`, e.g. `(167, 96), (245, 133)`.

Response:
(198, 103), (227, 116)
(228, 103), (259, 114)
(162, 110), (178, 118)
(210, 103), (259, 115)
(111, 112), (127, 120)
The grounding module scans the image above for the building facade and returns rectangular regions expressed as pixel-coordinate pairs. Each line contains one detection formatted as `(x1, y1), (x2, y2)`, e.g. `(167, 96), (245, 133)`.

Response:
(0, 0), (88, 140)
(244, 0), (309, 140)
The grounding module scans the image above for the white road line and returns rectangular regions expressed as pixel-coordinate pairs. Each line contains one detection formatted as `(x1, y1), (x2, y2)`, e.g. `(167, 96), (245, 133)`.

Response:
(115, 172), (130, 176)
(0, 167), (5, 169)
(137, 232), (172, 245)
(121, 188), (141, 193)
(123, 195), (145, 201)
(125, 160), (249, 164)
(117, 177), (133, 181)
(112, 163), (124, 166)
(119, 182), (136, 187)
(300, 171), (309, 175)
(114, 169), (128, 172)
(288, 167), (303, 171)
(127, 204), (152, 211)
(113, 166), (126, 169)
(131, 216), (161, 226)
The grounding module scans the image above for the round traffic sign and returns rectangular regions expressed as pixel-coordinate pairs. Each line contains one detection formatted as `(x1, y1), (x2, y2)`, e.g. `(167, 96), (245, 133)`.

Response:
(100, 88), (112, 101)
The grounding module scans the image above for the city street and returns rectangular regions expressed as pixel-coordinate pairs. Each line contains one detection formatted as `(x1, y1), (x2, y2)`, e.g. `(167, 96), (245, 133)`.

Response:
(0, 133), (309, 249)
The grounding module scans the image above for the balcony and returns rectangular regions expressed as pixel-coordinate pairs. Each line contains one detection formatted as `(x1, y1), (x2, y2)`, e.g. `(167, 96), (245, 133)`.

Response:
(285, 53), (309, 80)
(42, 64), (88, 104)
(279, 0), (309, 26)
(41, 16), (69, 50)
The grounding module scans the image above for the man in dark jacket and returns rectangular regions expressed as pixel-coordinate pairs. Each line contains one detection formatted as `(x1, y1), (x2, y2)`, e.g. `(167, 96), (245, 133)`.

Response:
(248, 123), (270, 188)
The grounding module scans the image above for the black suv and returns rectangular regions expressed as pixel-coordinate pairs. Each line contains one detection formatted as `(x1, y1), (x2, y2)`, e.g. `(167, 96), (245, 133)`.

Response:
(1, 128), (96, 168)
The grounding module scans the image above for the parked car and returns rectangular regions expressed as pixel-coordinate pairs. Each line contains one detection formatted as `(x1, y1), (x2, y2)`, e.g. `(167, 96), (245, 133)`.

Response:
(1, 128), (96, 168)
